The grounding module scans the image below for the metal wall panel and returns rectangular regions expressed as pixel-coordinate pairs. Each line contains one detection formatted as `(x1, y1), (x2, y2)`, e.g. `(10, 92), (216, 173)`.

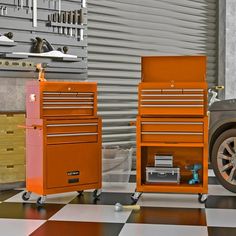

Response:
(0, 0), (87, 111)
(87, 0), (217, 146)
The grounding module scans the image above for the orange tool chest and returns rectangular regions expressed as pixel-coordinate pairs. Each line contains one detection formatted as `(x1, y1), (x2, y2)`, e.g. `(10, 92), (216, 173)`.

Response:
(22, 81), (102, 206)
(133, 56), (208, 203)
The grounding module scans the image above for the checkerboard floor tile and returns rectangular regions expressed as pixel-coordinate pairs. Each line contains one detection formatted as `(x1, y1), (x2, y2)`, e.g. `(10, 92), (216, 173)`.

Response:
(0, 168), (236, 236)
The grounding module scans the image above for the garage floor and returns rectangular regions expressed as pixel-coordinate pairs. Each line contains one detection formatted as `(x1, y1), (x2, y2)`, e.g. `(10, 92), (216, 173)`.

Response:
(0, 166), (236, 236)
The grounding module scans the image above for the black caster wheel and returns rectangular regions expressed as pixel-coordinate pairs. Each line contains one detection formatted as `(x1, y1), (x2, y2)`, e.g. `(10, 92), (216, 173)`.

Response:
(22, 192), (31, 201)
(77, 191), (84, 196)
(198, 193), (208, 204)
(36, 196), (46, 207)
(93, 189), (101, 199)
(131, 192), (142, 203)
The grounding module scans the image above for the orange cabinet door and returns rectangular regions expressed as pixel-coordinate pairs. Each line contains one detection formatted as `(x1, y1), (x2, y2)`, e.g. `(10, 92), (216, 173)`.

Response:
(46, 142), (101, 189)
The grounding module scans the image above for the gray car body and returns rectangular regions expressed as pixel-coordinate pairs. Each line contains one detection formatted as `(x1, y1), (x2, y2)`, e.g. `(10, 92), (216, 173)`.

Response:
(209, 99), (236, 160)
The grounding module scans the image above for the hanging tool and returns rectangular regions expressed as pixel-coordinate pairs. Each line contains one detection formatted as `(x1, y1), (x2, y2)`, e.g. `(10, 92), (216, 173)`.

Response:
(33, 0), (37, 27)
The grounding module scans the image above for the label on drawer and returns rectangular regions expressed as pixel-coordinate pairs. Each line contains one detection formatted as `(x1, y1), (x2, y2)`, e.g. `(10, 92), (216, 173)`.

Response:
(67, 171), (80, 176)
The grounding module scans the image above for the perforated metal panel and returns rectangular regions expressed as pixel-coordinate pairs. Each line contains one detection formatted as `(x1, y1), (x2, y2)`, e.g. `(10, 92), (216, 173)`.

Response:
(87, 0), (217, 146)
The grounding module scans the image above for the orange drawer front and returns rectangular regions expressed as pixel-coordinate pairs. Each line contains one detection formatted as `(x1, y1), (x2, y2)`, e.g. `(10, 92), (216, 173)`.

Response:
(46, 120), (98, 134)
(141, 120), (203, 133)
(47, 133), (98, 144)
(141, 132), (203, 143)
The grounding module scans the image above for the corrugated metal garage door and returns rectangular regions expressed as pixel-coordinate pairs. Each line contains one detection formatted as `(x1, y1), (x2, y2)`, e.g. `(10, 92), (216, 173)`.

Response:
(87, 0), (217, 146)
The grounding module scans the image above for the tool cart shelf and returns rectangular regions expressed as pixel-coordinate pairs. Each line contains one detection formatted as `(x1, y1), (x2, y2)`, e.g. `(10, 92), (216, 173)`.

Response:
(132, 56), (209, 204)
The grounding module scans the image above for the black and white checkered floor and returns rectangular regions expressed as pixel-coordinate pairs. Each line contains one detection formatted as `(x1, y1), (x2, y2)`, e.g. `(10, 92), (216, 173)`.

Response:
(1, 167), (236, 236)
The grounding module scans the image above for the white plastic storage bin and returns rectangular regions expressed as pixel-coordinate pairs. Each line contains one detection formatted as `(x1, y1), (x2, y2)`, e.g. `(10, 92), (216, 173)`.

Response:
(102, 147), (133, 182)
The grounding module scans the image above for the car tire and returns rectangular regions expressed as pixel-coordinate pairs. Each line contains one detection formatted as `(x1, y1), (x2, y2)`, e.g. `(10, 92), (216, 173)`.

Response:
(211, 128), (236, 193)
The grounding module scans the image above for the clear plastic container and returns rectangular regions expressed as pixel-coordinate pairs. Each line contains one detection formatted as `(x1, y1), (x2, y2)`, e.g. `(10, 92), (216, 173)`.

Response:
(102, 147), (134, 182)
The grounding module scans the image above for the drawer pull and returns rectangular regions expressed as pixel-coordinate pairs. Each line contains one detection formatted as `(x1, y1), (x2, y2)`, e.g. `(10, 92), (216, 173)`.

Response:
(47, 123), (98, 127)
(6, 165), (14, 168)
(142, 132), (203, 135)
(43, 97), (94, 100)
(141, 122), (203, 125)
(141, 99), (204, 102)
(47, 132), (98, 137)
(43, 92), (94, 95)
(141, 105), (204, 107)
(43, 102), (93, 105)
(6, 130), (14, 134)
(6, 148), (14, 152)
(141, 94), (203, 97)
(43, 106), (93, 109)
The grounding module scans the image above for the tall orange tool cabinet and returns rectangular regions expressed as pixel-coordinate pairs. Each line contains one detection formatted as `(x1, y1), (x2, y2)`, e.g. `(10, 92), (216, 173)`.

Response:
(132, 56), (208, 203)
(22, 81), (102, 206)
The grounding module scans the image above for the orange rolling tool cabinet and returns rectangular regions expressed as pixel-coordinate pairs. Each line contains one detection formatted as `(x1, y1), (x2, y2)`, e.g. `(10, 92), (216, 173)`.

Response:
(132, 56), (209, 203)
(22, 78), (102, 206)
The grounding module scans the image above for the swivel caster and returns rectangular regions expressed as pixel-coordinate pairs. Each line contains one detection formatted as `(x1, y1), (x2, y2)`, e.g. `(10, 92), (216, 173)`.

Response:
(22, 191), (31, 201)
(36, 196), (46, 207)
(93, 189), (102, 199)
(198, 193), (208, 204)
(131, 191), (142, 203)
(77, 191), (84, 196)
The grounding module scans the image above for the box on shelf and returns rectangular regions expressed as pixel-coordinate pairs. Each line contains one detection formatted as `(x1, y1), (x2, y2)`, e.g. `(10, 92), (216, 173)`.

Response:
(146, 167), (180, 184)
(154, 154), (173, 167)
(102, 147), (134, 182)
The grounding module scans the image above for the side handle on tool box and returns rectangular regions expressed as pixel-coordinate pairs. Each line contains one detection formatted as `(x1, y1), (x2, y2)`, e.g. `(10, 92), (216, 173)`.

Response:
(18, 124), (42, 130)
(129, 121), (136, 126)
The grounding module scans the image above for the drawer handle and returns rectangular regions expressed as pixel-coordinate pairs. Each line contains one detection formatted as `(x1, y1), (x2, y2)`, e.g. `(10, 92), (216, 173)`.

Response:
(141, 105), (204, 107)
(141, 99), (204, 102)
(142, 132), (203, 135)
(141, 122), (203, 125)
(6, 165), (14, 169)
(43, 106), (93, 109)
(6, 148), (14, 152)
(6, 130), (14, 134)
(141, 94), (203, 97)
(18, 125), (42, 130)
(47, 132), (98, 137)
(47, 123), (98, 127)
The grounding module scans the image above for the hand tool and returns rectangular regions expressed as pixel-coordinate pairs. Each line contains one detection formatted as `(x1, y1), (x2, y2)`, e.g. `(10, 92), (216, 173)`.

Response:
(33, 0), (37, 27)
(114, 203), (140, 212)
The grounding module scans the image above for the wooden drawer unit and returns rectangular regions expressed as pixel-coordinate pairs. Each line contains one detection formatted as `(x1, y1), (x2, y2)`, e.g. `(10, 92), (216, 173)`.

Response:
(140, 118), (205, 143)
(0, 113), (26, 184)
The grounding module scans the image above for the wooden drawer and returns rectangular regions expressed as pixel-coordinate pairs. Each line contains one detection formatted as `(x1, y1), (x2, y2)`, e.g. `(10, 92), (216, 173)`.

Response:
(0, 146), (25, 165)
(0, 130), (25, 144)
(46, 119), (98, 134)
(0, 164), (25, 183)
(0, 114), (25, 125)
(141, 119), (204, 133)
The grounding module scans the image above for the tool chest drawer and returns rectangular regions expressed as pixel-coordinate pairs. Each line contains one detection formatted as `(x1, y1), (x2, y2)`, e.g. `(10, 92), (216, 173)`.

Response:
(139, 83), (207, 117)
(46, 119), (98, 134)
(46, 119), (99, 144)
(140, 118), (204, 143)
(141, 118), (204, 132)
